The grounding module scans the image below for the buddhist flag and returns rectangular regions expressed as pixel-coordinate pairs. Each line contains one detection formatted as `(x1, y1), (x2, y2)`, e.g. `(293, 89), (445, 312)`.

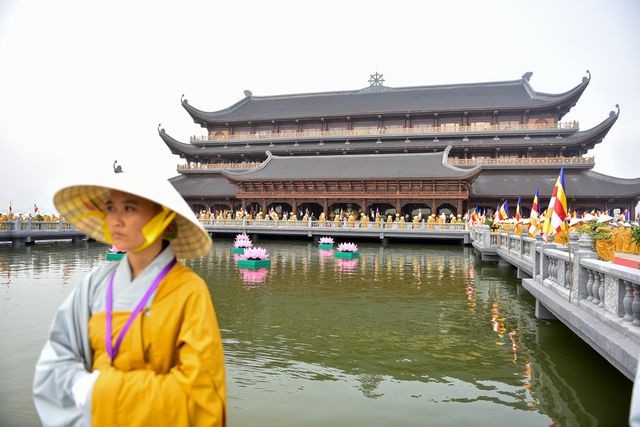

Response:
(515, 197), (522, 222)
(542, 167), (568, 242)
(471, 208), (479, 224)
(8, 201), (12, 214)
(34, 204), (39, 214)
(493, 203), (500, 222)
(528, 188), (540, 237)
(499, 200), (509, 221)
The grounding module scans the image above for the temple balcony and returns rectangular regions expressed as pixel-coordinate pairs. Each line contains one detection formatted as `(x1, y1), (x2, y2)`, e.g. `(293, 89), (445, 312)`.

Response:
(449, 156), (595, 167)
(178, 161), (262, 171)
(190, 121), (579, 143)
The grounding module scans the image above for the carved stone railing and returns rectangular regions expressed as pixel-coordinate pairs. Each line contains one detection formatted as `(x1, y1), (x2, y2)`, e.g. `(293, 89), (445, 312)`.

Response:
(0, 220), (75, 232)
(0, 220), (84, 245)
(189, 121), (580, 143)
(471, 225), (640, 378)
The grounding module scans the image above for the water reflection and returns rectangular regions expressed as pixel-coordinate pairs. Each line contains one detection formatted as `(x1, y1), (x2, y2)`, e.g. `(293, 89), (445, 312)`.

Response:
(240, 268), (269, 285)
(336, 258), (358, 271)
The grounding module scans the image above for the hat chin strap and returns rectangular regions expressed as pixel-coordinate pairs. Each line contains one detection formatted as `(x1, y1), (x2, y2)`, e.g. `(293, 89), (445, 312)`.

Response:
(132, 207), (177, 253)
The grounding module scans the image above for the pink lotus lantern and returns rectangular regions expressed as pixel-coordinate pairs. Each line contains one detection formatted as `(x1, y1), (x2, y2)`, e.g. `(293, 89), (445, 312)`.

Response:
(106, 245), (125, 261)
(318, 236), (334, 249)
(233, 233), (253, 254)
(335, 242), (359, 259)
(237, 247), (271, 269)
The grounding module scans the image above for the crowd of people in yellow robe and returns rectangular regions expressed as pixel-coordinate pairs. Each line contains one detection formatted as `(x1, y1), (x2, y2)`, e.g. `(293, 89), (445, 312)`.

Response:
(195, 207), (467, 230)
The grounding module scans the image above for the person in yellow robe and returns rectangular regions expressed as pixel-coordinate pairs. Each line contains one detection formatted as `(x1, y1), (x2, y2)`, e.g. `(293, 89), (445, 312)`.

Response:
(33, 169), (226, 427)
(427, 214), (436, 230)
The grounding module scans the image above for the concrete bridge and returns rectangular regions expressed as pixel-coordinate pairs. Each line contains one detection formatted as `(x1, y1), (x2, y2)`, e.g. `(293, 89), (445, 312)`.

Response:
(471, 225), (640, 381)
(200, 219), (471, 244)
(0, 220), (87, 245)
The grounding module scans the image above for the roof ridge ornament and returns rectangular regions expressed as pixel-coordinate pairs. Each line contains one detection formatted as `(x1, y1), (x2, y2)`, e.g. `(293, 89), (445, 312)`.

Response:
(522, 72), (533, 82)
(244, 90), (252, 98)
(113, 160), (123, 174)
(583, 70), (591, 83)
(611, 104), (620, 117)
(369, 72), (385, 86)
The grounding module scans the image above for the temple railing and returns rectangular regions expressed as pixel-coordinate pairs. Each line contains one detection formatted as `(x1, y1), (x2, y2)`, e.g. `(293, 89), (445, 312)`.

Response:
(0, 220), (85, 245)
(200, 218), (467, 231)
(0, 220), (75, 232)
(471, 225), (640, 379)
(177, 162), (262, 170)
(189, 121), (579, 143)
(449, 156), (594, 166)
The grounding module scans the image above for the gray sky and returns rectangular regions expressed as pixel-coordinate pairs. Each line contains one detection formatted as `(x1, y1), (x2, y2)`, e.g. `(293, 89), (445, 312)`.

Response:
(1, 0), (639, 214)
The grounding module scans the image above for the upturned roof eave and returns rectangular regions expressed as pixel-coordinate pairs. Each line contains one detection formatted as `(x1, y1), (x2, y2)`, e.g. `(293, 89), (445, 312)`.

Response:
(222, 149), (482, 182)
(160, 109), (618, 158)
(182, 73), (592, 125)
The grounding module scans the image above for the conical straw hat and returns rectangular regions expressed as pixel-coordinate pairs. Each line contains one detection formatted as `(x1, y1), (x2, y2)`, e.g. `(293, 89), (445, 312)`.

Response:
(53, 170), (211, 259)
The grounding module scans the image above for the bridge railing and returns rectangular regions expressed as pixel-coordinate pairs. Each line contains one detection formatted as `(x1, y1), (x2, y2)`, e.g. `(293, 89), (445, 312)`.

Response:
(201, 218), (467, 232)
(472, 225), (640, 333)
(0, 219), (77, 232)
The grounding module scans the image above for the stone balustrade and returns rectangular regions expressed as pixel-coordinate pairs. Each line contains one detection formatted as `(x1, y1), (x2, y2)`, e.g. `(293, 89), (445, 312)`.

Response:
(0, 220), (85, 245)
(471, 225), (640, 379)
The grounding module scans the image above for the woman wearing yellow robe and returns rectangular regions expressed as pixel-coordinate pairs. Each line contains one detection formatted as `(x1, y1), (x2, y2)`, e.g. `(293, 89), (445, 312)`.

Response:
(33, 170), (226, 426)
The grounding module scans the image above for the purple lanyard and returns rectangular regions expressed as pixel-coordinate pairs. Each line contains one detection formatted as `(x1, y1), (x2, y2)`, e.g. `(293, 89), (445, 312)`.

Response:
(105, 257), (177, 362)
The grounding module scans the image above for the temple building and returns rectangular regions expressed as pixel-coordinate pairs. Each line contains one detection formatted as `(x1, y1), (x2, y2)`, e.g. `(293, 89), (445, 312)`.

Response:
(160, 71), (640, 219)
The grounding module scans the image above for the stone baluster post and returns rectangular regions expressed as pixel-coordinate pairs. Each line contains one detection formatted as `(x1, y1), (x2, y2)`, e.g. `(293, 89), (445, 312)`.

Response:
(592, 270), (601, 306)
(571, 233), (597, 304)
(622, 280), (634, 322)
(632, 283), (640, 327)
(586, 269), (595, 302)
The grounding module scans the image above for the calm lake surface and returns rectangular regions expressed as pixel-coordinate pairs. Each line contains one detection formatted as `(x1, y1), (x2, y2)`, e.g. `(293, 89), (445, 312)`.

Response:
(0, 239), (633, 426)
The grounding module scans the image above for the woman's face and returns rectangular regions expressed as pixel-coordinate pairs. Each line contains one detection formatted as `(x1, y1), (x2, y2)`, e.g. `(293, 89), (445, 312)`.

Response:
(104, 191), (161, 251)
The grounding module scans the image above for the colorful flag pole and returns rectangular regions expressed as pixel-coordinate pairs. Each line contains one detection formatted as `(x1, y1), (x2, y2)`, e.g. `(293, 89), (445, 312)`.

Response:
(515, 197), (522, 223)
(542, 167), (568, 243)
(528, 189), (540, 237)
(499, 200), (509, 221)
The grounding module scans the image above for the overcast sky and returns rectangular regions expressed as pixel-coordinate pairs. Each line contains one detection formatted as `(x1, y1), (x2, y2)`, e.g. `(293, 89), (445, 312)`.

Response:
(1, 0), (639, 214)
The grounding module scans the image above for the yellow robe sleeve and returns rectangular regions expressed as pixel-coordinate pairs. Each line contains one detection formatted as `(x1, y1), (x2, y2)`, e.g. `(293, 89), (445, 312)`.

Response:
(91, 267), (226, 426)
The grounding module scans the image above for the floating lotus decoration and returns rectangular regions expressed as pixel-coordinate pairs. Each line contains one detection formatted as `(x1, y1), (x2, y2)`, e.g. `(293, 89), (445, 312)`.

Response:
(318, 236), (334, 249)
(106, 245), (125, 261)
(335, 242), (359, 259)
(233, 233), (253, 254)
(239, 247), (269, 260)
(237, 247), (272, 269)
(337, 242), (358, 252)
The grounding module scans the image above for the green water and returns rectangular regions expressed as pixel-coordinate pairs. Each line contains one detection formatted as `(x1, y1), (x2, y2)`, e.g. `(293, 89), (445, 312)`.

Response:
(0, 239), (633, 426)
